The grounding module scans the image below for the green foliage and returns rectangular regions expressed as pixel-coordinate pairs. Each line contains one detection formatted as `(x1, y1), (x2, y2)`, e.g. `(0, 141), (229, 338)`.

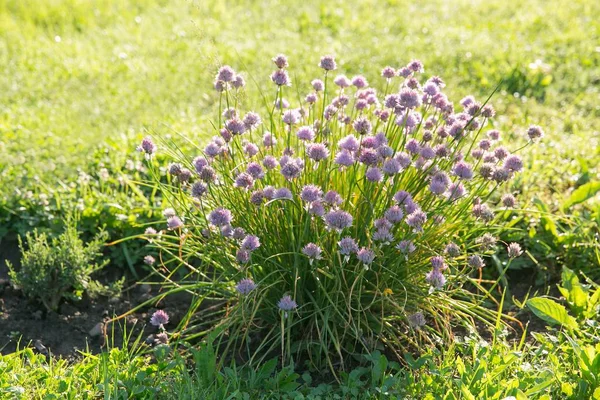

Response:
(7, 220), (111, 311)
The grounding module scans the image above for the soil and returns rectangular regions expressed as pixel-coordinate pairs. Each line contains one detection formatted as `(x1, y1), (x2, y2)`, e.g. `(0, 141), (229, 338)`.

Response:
(0, 240), (191, 360)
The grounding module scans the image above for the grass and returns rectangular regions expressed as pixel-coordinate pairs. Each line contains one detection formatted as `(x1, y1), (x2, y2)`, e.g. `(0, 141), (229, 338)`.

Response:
(1, 0), (599, 398)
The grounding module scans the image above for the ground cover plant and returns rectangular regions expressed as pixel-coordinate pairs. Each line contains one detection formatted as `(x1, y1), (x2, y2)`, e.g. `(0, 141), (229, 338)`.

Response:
(1, 0), (599, 398)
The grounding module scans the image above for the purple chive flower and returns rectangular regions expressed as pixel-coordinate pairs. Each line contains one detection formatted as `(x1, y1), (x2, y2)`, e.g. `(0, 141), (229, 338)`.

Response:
(365, 167), (383, 182)
(150, 310), (169, 327)
(324, 210), (353, 231)
(273, 187), (293, 200)
(263, 186), (276, 199)
(241, 235), (260, 251)
(235, 278), (257, 295)
(232, 74), (245, 89)
(163, 208), (176, 218)
(405, 139), (420, 155)
(138, 137), (157, 156)
(191, 181), (207, 198)
(479, 163), (494, 179)
(396, 240), (416, 254)
(473, 203), (494, 221)
(407, 59), (424, 73)
(222, 107), (237, 119)
(302, 243), (322, 260)
(243, 142), (259, 157)
(145, 227), (157, 236)
(246, 162), (265, 179)
(406, 210), (427, 232)
(357, 247), (375, 265)
(272, 54), (289, 69)
(338, 135), (360, 152)
(236, 249), (250, 264)
(213, 80), (226, 92)
(477, 233), (497, 250)
(503, 155), (523, 172)
(312, 79), (325, 91)
(487, 129), (501, 141)
(507, 243), (523, 258)
(373, 228), (394, 242)
(334, 74), (351, 88)
(168, 163), (182, 176)
(399, 88), (422, 109)
(282, 109), (301, 125)
(447, 182), (466, 201)
(394, 152), (411, 169)
(193, 156), (209, 173)
(358, 148), (379, 166)
(353, 117), (372, 135)
(332, 94), (350, 107)
(527, 125), (544, 141)
(278, 295), (298, 311)
(167, 216), (184, 230)
(301, 185), (323, 203)
(217, 65), (235, 82)
(452, 161), (474, 180)
(271, 69), (291, 86)
(297, 126), (315, 141)
(351, 75), (368, 88)
(324, 190), (343, 206)
(225, 118), (246, 135)
(339, 237), (359, 255)
(501, 193), (516, 208)
(144, 255), (155, 266)
(423, 82), (439, 97)
(280, 158), (303, 180)
(232, 227), (246, 240)
(494, 147), (509, 160)
(445, 243), (461, 257)
(426, 269), (446, 289)
(492, 167), (511, 183)
(263, 155), (278, 170)
(374, 218), (392, 230)
(335, 150), (355, 167)
(208, 207), (233, 227)
(408, 312), (426, 329)
(275, 98), (290, 109)
(381, 66), (396, 79)
(178, 168), (192, 183)
(397, 66), (411, 78)
(308, 201), (325, 216)
(384, 206), (404, 223)
(307, 143), (330, 162)
(250, 190), (264, 205)
(481, 105), (495, 118)
(319, 55), (337, 71)
(234, 172), (254, 190)
(221, 225), (233, 238)
(468, 255), (485, 269)
(382, 158), (401, 175)
(393, 191), (413, 206)
(430, 256), (446, 270)
(305, 93), (318, 103)
(243, 112), (262, 130)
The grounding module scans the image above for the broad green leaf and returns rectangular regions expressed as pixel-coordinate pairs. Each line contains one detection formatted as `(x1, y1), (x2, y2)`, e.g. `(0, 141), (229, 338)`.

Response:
(526, 297), (578, 329)
(561, 267), (588, 316)
(562, 181), (600, 210)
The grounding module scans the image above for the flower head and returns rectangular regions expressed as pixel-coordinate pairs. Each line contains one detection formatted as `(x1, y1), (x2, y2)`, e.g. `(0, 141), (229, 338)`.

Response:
(208, 208), (233, 227)
(150, 310), (169, 327)
(241, 235), (261, 252)
(507, 243), (523, 258)
(235, 278), (257, 295)
(167, 216), (184, 230)
(324, 210), (353, 231)
(302, 243), (322, 260)
(339, 237), (359, 255)
(357, 247), (375, 265)
(278, 295), (298, 311)
(319, 55), (337, 71)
